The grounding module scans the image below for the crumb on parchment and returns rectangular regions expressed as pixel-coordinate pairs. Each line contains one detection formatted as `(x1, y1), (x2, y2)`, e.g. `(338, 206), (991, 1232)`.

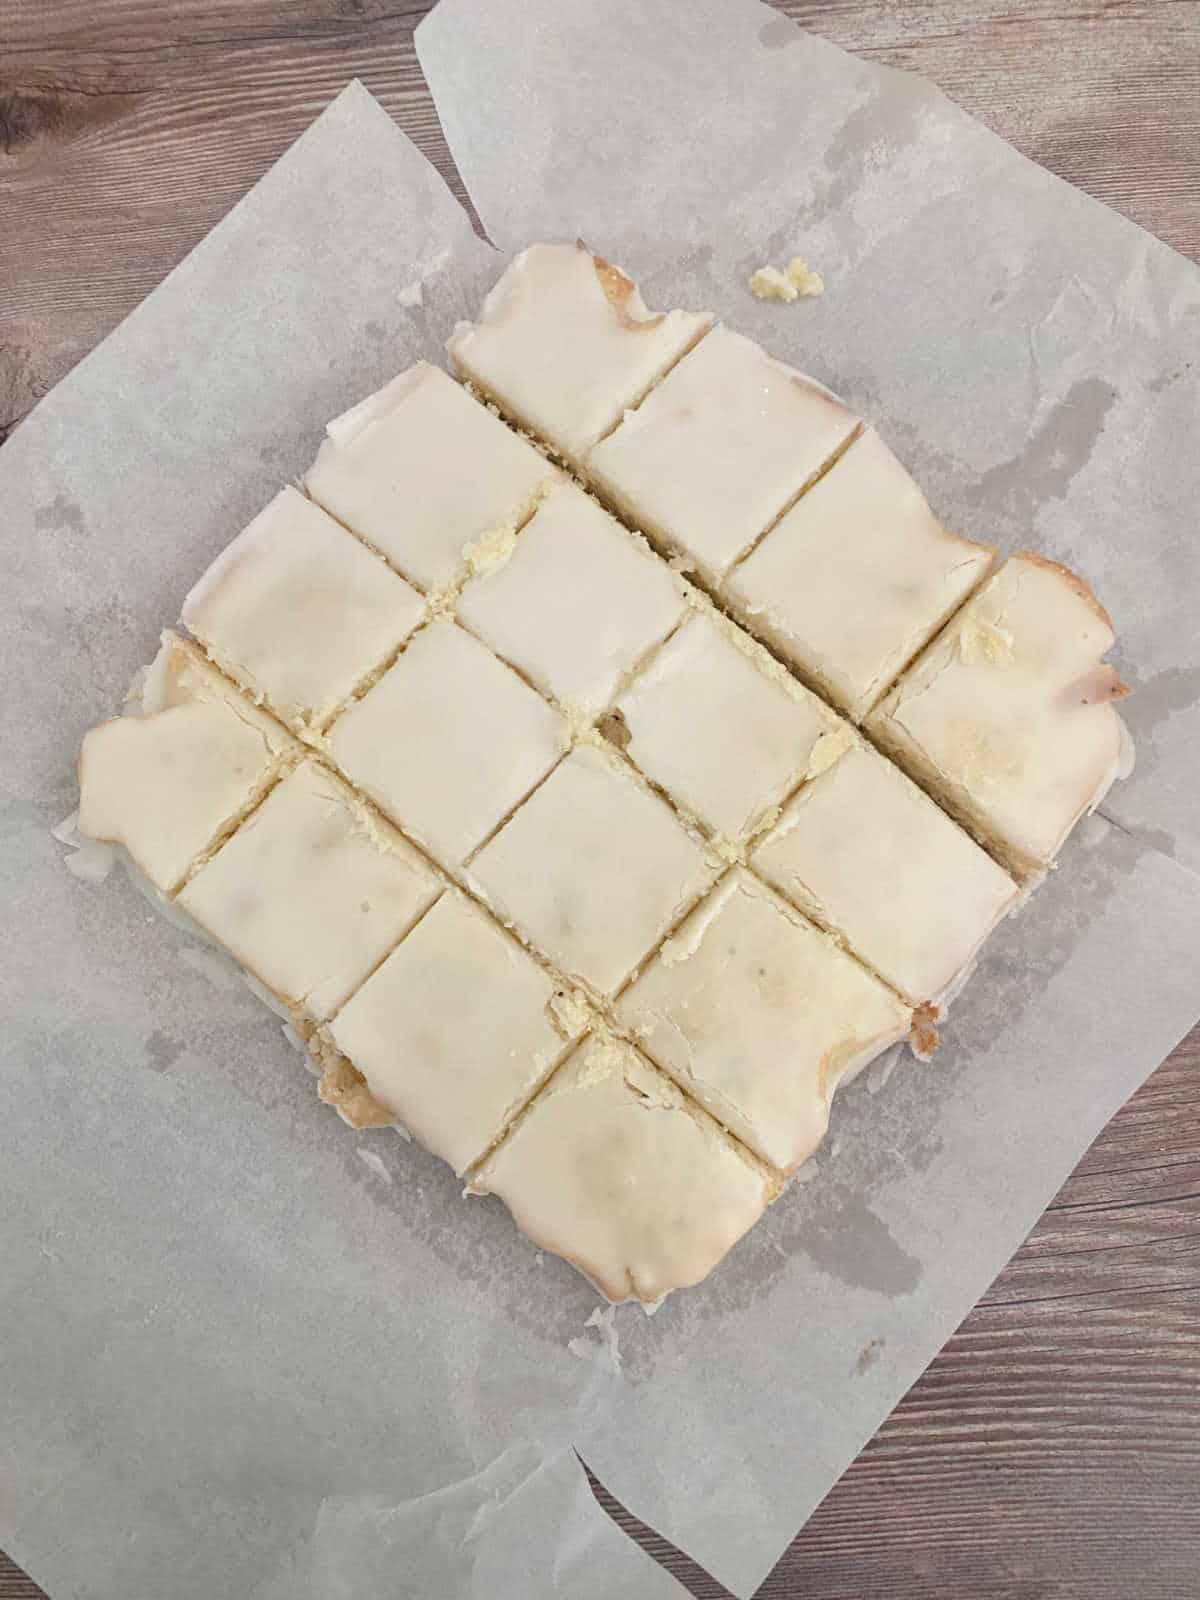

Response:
(749, 257), (825, 302)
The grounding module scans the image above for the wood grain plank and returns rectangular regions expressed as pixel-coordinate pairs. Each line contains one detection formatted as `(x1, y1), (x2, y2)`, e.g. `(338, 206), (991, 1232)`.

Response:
(2, 3), (1198, 1597)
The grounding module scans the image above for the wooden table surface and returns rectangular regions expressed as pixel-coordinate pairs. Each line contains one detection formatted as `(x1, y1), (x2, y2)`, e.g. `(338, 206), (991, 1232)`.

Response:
(2, 2), (1198, 1595)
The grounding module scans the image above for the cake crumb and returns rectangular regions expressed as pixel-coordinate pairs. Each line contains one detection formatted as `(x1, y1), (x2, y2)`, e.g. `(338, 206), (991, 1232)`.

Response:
(749, 257), (824, 302)
(959, 614), (1015, 666)
(461, 520), (519, 577)
(547, 986), (591, 1039)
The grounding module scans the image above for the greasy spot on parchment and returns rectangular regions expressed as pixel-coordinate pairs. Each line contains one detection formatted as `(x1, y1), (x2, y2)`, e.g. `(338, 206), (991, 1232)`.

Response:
(795, 1192), (923, 1296)
(966, 377), (1118, 530)
(759, 16), (800, 49)
(144, 1029), (184, 1073)
(34, 494), (86, 535)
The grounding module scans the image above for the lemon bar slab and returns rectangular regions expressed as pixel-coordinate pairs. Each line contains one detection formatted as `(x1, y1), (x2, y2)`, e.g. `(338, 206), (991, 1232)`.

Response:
(617, 871), (911, 1173)
(447, 242), (712, 461)
(327, 892), (584, 1175)
(467, 744), (717, 997)
(78, 632), (297, 895)
(724, 428), (994, 721)
(181, 486), (424, 738)
(177, 760), (441, 1022)
(752, 739), (1019, 1009)
(587, 325), (860, 586)
(867, 553), (1130, 879)
(328, 619), (566, 868)
(304, 363), (561, 592)
(470, 1033), (777, 1305)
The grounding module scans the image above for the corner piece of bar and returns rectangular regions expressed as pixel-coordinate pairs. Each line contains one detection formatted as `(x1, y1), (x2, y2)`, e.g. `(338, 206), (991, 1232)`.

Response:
(304, 362), (561, 592)
(724, 427), (994, 722)
(176, 760), (441, 1023)
(469, 1031), (777, 1304)
(866, 553), (1132, 879)
(446, 241), (712, 462)
(617, 870), (911, 1174)
(181, 485), (424, 739)
(327, 891), (585, 1176)
(587, 325), (861, 588)
(77, 631), (298, 895)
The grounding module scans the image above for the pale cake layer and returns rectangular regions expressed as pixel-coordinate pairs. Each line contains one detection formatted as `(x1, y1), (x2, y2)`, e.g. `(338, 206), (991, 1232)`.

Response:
(867, 553), (1130, 877)
(587, 325), (860, 586)
(752, 740), (1019, 1008)
(467, 744), (718, 998)
(470, 1033), (777, 1305)
(614, 609), (848, 844)
(78, 632), (297, 895)
(455, 482), (686, 716)
(327, 620), (566, 868)
(447, 242), (712, 460)
(617, 870), (911, 1173)
(182, 485), (425, 738)
(177, 760), (441, 1022)
(328, 891), (584, 1176)
(725, 427), (994, 722)
(304, 362), (561, 592)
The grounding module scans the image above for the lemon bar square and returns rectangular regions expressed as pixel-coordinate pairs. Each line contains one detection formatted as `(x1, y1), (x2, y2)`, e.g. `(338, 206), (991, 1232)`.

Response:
(455, 482), (686, 717)
(327, 619), (566, 868)
(617, 870), (911, 1174)
(752, 739), (1019, 1008)
(613, 609), (849, 844)
(588, 325), (860, 586)
(176, 760), (441, 1021)
(724, 428), (993, 721)
(327, 891), (584, 1175)
(447, 242), (711, 461)
(78, 632), (298, 895)
(867, 553), (1130, 878)
(470, 1033), (777, 1304)
(467, 744), (717, 998)
(182, 486), (424, 738)
(304, 363), (561, 592)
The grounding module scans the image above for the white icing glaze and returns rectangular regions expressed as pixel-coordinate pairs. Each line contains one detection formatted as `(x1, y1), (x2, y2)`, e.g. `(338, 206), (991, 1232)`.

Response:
(78, 633), (297, 894)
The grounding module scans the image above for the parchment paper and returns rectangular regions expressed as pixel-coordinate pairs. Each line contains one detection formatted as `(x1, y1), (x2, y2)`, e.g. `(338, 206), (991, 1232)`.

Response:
(2, 6), (1199, 1596)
